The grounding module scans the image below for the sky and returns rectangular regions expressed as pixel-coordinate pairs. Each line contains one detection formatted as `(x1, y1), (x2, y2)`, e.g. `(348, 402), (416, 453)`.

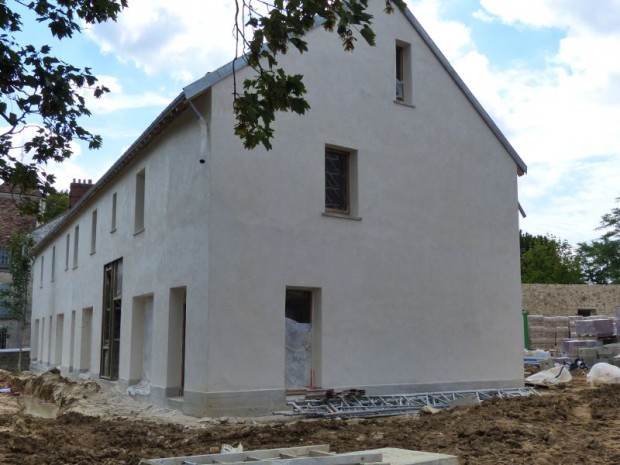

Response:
(16, 0), (620, 245)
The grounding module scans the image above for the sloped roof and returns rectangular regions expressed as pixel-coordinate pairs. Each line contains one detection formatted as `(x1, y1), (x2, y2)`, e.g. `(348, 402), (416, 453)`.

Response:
(33, 4), (526, 253)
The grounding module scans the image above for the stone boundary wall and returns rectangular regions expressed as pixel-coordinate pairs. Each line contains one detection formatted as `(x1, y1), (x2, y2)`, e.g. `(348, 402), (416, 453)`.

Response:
(0, 348), (30, 372)
(522, 284), (620, 317)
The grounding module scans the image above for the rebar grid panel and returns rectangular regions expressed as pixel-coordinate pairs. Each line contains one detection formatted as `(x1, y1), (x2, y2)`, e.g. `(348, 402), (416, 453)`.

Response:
(282, 387), (538, 418)
(141, 445), (387, 465)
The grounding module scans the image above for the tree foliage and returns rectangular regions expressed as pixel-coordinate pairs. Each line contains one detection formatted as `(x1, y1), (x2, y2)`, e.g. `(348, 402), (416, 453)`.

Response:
(520, 231), (583, 284)
(0, 0), (127, 194)
(577, 198), (620, 284)
(233, 0), (404, 150)
(0, 231), (34, 369)
(41, 188), (69, 222)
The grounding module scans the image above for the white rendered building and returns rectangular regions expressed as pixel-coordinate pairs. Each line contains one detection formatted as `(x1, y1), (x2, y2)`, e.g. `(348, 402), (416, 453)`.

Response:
(31, 3), (527, 417)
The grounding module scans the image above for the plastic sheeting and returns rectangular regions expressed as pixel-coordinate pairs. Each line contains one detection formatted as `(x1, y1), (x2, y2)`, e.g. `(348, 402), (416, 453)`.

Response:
(285, 317), (312, 388)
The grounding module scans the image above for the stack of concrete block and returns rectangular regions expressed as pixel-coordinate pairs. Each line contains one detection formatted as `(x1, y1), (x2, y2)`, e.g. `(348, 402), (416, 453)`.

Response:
(561, 338), (602, 357)
(553, 316), (570, 340)
(527, 314), (551, 349)
(568, 315), (584, 337)
(578, 343), (620, 368)
(528, 315), (575, 351)
(574, 318), (615, 337)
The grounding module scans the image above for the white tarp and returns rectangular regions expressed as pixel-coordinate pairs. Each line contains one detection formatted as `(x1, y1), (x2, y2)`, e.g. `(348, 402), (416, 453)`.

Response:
(285, 317), (311, 388)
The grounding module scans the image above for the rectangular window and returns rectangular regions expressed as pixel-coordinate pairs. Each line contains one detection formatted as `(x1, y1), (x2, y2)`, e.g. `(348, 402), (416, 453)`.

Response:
(91, 210), (97, 254)
(73, 225), (79, 269)
(65, 233), (70, 271)
(111, 192), (117, 232)
(325, 149), (349, 212)
(40, 255), (44, 288)
(51, 246), (56, 282)
(134, 169), (145, 234)
(395, 41), (412, 104)
(0, 247), (8, 269)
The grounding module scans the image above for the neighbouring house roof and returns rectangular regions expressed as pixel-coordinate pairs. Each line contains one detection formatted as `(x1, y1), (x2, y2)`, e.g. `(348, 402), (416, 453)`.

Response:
(0, 183), (40, 247)
(32, 5), (526, 254)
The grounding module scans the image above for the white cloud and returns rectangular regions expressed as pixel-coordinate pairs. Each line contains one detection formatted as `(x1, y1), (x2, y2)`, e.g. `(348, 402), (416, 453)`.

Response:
(406, 0), (476, 59)
(85, 0), (239, 82)
(83, 75), (173, 114)
(406, 0), (620, 243)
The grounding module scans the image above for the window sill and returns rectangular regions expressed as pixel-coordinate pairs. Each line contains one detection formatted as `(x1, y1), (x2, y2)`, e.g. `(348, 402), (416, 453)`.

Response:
(393, 99), (415, 108)
(134, 228), (145, 236)
(322, 212), (362, 221)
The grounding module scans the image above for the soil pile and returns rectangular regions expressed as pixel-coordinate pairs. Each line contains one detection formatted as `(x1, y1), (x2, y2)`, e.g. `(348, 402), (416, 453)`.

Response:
(1, 369), (619, 465)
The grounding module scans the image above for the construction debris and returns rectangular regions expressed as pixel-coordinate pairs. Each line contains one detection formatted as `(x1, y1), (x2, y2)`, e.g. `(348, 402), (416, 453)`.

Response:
(280, 388), (538, 418)
(140, 445), (458, 465)
(587, 362), (620, 385)
(525, 365), (572, 387)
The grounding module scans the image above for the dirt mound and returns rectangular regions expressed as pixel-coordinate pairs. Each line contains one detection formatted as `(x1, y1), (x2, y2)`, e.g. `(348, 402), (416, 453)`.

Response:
(0, 368), (100, 410)
(2, 369), (620, 464)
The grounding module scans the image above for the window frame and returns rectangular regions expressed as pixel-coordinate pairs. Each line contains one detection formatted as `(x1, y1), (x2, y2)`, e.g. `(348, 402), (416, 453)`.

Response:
(65, 233), (70, 271)
(73, 225), (79, 269)
(134, 169), (146, 234)
(91, 209), (97, 255)
(325, 148), (351, 214)
(51, 245), (55, 282)
(395, 40), (412, 105)
(111, 192), (117, 233)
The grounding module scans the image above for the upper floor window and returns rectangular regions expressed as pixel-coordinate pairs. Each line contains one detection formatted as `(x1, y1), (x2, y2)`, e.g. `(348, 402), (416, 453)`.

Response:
(91, 209), (97, 254)
(395, 41), (412, 105)
(135, 169), (145, 234)
(65, 233), (70, 270)
(51, 246), (56, 282)
(73, 225), (79, 269)
(39, 255), (44, 288)
(325, 148), (350, 213)
(111, 192), (117, 232)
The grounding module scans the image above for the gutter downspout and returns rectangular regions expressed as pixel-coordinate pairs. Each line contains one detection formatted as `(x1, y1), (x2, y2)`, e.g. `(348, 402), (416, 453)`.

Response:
(187, 98), (211, 414)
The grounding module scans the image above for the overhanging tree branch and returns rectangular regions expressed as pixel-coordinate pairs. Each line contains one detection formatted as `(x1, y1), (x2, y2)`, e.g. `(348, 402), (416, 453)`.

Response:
(232, 0), (404, 150)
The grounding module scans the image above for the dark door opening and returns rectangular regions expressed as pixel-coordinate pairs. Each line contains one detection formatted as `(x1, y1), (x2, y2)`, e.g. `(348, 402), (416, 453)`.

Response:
(285, 289), (313, 389)
(180, 300), (186, 395)
(100, 258), (122, 379)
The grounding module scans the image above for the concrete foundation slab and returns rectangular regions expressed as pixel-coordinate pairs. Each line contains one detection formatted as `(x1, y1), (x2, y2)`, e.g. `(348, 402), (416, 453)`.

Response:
(354, 448), (457, 465)
(141, 445), (458, 465)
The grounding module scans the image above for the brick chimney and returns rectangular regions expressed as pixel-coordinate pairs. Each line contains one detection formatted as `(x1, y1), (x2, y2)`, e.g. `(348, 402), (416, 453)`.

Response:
(69, 178), (93, 208)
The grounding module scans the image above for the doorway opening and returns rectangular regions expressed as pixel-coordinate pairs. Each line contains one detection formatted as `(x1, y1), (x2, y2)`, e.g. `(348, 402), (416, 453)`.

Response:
(80, 307), (93, 373)
(100, 258), (122, 380)
(168, 287), (187, 397)
(285, 288), (321, 390)
(55, 314), (64, 367)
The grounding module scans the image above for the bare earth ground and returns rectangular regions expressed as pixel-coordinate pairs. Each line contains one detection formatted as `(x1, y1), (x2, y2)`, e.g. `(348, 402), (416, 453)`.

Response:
(2, 368), (620, 465)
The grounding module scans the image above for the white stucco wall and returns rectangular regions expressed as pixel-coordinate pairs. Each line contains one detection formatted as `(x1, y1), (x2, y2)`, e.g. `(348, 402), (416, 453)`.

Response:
(204, 4), (522, 396)
(31, 108), (211, 400)
(31, 4), (523, 417)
